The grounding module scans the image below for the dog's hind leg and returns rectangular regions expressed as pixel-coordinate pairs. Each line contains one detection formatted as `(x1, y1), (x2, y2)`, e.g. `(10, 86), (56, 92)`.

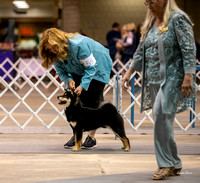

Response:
(118, 134), (130, 152)
(113, 129), (130, 152)
(73, 128), (83, 152)
(110, 118), (131, 152)
(120, 136), (130, 152)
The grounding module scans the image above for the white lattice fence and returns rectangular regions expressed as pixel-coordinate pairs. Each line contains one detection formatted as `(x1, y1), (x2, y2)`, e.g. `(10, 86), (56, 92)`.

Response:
(0, 57), (200, 132)
(0, 57), (115, 130)
(0, 69), (66, 129)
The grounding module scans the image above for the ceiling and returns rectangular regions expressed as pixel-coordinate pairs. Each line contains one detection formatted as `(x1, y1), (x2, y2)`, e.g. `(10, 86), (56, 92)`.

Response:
(0, 0), (58, 8)
(0, 0), (59, 19)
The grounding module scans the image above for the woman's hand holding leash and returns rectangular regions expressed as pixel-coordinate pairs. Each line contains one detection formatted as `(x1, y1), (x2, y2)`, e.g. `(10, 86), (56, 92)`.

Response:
(74, 86), (83, 96)
(182, 73), (194, 98)
(121, 68), (134, 90)
(68, 79), (75, 90)
(68, 79), (83, 96)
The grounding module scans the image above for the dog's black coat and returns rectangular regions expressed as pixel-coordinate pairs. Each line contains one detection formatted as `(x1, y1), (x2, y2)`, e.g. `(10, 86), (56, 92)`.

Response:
(58, 89), (130, 151)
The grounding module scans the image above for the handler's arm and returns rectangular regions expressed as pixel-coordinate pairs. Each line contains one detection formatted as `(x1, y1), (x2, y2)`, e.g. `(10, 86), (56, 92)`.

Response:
(174, 14), (196, 97)
(174, 14), (196, 75)
(122, 40), (144, 90)
(54, 61), (73, 89)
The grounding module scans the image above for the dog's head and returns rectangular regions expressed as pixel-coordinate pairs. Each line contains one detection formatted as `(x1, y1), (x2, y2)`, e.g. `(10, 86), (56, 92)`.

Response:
(57, 89), (77, 108)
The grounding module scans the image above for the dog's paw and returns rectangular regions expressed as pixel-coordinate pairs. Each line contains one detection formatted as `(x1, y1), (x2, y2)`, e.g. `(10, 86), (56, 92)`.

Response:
(122, 146), (130, 152)
(72, 147), (80, 152)
(124, 147), (131, 152)
(124, 148), (130, 152)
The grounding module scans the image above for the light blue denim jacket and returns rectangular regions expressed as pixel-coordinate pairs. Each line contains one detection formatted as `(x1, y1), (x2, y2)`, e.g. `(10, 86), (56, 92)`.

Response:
(54, 34), (112, 91)
(129, 11), (196, 114)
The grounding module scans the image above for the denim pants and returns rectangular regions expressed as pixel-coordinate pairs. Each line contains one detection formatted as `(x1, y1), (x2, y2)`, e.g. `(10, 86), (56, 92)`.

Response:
(149, 84), (182, 169)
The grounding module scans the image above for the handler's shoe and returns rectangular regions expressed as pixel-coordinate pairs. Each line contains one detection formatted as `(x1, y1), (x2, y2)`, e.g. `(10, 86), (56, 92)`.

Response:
(152, 167), (174, 180)
(171, 168), (182, 176)
(82, 136), (97, 149)
(64, 136), (75, 148)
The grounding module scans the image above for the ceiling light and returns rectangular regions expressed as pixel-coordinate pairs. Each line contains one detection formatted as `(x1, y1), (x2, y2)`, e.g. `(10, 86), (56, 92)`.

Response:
(12, 0), (29, 9)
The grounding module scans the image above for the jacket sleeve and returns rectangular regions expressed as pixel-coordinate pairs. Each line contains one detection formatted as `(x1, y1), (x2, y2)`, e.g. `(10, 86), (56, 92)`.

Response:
(54, 61), (73, 89)
(77, 43), (97, 91)
(174, 13), (196, 74)
(129, 40), (144, 72)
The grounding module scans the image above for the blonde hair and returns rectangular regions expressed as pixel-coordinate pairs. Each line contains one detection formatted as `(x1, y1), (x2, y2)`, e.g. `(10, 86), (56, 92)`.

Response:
(141, 0), (187, 40)
(126, 22), (136, 32)
(39, 28), (77, 69)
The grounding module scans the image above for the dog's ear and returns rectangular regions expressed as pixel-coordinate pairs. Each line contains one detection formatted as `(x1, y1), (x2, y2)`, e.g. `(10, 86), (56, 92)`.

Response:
(70, 89), (75, 96)
(65, 88), (75, 96)
(65, 88), (72, 93)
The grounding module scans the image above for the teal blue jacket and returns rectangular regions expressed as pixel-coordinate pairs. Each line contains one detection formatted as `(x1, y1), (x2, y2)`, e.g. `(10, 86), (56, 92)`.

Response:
(54, 34), (112, 90)
(130, 11), (196, 114)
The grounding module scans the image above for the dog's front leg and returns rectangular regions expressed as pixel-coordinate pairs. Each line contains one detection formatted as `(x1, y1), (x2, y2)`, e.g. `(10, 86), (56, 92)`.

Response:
(73, 128), (83, 152)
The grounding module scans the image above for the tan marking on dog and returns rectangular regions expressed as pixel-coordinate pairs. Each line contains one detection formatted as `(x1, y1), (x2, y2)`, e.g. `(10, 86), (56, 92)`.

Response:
(75, 96), (80, 105)
(59, 97), (66, 101)
(59, 97), (71, 107)
(69, 121), (77, 127)
(121, 137), (130, 152)
(73, 134), (82, 151)
(65, 98), (71, 107)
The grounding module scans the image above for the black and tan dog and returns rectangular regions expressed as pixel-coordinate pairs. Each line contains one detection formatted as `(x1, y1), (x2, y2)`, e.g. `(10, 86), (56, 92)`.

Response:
(57, 89), (130, 152)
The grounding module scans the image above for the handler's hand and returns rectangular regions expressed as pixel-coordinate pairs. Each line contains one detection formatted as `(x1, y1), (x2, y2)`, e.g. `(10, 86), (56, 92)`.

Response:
(121, 68), (134, 90)
(68, 79), (75, 90)
(182, 73), (194, 98)
(74, 86), (83, 96)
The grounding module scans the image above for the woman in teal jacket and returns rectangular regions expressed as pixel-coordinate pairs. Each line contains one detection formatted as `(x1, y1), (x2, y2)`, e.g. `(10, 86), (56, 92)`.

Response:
(39, 28), (112, 149)
(122, 0), (196, 180)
